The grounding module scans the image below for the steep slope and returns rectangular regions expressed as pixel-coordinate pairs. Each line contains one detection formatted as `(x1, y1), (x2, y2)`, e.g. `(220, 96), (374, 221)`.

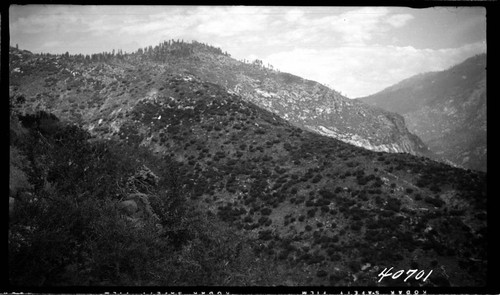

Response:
(359, 54), (486, 171)
(142, 42), (429, 155)
(9, 41), (430, 156)
(9, 46), (487, 287)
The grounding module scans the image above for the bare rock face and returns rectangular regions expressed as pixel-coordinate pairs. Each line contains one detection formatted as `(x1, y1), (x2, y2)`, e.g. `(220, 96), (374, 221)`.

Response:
(230, 77), (430, 156)
(161, 49), (431, 158)
(360, 54), (486, 171)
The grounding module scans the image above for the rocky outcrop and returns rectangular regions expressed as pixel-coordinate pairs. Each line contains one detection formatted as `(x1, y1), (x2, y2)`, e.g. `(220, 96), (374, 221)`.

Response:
(118, 193), (153, 218)
(118, 199), (138, 216)
(119, 166), (162, 229)
(118, 192), (161, 229)
(179, 53), (431, 157)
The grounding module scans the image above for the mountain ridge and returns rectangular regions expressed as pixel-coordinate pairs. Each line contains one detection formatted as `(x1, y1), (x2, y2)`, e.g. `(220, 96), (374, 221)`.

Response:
(9, 40), (431, 158)
(359, 53), (486, 172)
(137, 40), (432, 157)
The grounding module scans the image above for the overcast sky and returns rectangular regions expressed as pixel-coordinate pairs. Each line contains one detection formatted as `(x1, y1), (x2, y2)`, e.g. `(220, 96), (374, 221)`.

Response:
(10, 5), (486, 98)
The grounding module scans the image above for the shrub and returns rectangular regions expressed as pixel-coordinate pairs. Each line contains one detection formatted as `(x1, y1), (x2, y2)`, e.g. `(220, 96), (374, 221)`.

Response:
(318, 189), (335, 200)
(385, 197), (402, 212)
(261, 207), (272, 216)
(316, 198), (330, 207)
(311, 174), (322, 183)
(243, 216), (253, 223)
(347, 260), (361, 272)
(258, 216), (268, 225)
(254, 128), (266, 135)
(305, 200), (315, 207)
(430, 184), (441, 193)
(9, 147), (33, 195)
(258, 230), (273, 241)
(306, 254), (324, 265)
(424, 196), (445, 208)
(330, 253), (341, 261)
(278, 251), (288, 260)
(350, 222), (362, 231)
(357, 177), (368, 186)
(10, 112), (263, 285)
(307, 208), (316, 218)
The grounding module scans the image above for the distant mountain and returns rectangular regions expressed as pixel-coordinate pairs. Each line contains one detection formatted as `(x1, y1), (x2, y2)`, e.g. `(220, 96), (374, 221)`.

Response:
(359, 54), (486, 171)
(9, 43), (487, 286)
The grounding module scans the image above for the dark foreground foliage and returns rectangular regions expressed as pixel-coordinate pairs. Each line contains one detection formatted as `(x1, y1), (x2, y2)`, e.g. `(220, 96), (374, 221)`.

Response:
(9, 111), (264, 286)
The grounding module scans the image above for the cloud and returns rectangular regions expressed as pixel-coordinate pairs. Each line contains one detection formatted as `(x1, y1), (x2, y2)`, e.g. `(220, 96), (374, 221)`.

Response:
(40, 40), (63, 49)
(10, 6), (206, 53)
(257, 7), (416, 48)
(195, 6), (270, 37)
(322, 7), (391, 45)
(10, 6), (91, 35)
(264, 41), (486, 98)
(10, 6), (417, 54)
(284, 8), (305, 23)
(385, 14), (414, 27)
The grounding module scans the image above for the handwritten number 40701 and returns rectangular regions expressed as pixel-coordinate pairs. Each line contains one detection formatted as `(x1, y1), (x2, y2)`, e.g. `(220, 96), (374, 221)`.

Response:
(377, 267), (433, 283)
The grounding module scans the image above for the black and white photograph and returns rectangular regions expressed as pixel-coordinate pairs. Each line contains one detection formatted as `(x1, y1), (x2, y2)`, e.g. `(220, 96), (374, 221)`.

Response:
(7, 4), (490, 291)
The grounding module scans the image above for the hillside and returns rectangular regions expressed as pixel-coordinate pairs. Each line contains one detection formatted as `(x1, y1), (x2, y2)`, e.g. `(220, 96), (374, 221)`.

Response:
(9, 41), (430, 157)
(9, 44), (487, 287)
(359, 54), (487, 172)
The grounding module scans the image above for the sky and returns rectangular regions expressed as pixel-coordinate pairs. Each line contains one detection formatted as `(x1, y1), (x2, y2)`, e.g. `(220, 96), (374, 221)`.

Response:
(10, 5), (487, 98)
